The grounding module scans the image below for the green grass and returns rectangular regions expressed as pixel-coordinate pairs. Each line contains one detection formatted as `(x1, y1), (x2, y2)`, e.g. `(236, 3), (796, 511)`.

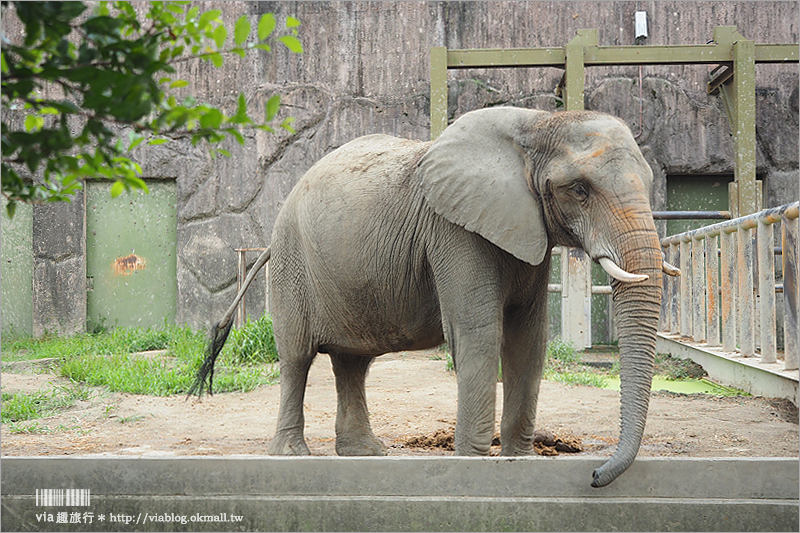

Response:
(1, 321), (281, 402)
(1, 383), (92, 423)
(437, 337), (741, 394)
(541, 338), (609, 387)
(222, 315), (279, 364)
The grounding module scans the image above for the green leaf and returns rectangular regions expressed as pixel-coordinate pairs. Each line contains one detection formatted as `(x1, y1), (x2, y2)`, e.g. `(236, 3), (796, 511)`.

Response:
(170, 79), (190, 89)
(213, 24), (227, 49)
(38, 107), (59, 115)
(198, 9), (222, 30)
(210, 53), (223, 68)
(128, 133), (144, 152)
(234, 15), (250, 46)
(110, 180), (125, 198)
(0, 51), (8, 74)
(253, 43), (271, 52)
(126, 176), (148, 193)
(278, 35), (303, 53)
(265, 94), (281, 121)
(286, 16), (301, 28)
(281, 116), (296, 134)
(6, 200), (17, 219)
(234, 92), (249, 123)
(148, 138), (169, 146)
(227, 128), (245, 146)
(258, 13), (276, 40)
(24, 115), (44, 133)
(200, 108), (223, 129)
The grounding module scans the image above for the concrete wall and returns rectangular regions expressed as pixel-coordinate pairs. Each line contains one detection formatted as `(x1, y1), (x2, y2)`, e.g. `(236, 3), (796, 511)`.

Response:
(2, 456), (798, 531)
(2, 1), (797, 332)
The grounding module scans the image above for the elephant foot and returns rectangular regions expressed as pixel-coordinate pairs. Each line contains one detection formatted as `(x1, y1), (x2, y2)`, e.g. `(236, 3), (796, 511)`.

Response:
(500, 443), (535, 456)
(335, 433), (386, 456)
(498, 434), (537, 456)
(268, 431), (311, 455)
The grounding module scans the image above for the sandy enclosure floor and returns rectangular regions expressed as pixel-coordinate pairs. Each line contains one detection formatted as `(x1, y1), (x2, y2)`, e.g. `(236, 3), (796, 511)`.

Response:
(1, 349), (797, 459)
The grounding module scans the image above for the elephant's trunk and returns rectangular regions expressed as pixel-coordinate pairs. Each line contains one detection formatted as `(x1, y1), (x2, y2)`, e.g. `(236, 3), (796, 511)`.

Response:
(591, 225), (662, 488)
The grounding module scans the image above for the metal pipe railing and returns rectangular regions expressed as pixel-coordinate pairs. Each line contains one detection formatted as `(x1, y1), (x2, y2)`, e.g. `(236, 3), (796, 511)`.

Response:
(660, 202), (799, 371)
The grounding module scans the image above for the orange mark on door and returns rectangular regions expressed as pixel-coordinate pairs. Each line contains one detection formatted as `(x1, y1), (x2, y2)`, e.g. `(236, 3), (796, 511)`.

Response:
(113, 254), (146, 275)
(589, 148), (605, 158)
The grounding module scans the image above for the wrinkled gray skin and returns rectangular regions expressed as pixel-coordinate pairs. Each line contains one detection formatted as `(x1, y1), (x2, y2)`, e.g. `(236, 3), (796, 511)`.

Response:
(242, 108), (661, 487)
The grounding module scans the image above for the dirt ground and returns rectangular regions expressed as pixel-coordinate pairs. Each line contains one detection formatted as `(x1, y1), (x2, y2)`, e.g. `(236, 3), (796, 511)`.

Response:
(1, 349), (798, 459)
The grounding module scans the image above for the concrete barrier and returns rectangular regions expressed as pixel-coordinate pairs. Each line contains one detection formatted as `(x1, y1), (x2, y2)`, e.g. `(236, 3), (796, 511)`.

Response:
(2, 456), (798, 531)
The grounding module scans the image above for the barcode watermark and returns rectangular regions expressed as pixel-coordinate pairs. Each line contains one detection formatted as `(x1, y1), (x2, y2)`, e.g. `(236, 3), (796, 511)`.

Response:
(36, 489), (91, 507)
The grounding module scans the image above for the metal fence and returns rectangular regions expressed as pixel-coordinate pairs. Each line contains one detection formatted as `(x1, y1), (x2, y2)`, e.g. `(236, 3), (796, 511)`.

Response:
(660, 202), (799, 371)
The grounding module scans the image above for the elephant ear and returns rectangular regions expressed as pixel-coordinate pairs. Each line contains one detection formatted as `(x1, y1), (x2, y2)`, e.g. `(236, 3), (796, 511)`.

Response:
(418, 107), (550, 266)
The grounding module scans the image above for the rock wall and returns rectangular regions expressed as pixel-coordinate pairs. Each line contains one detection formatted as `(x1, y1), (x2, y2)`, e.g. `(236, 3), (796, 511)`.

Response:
(158, 1), (797, 328)
(3, 1), (798, 332)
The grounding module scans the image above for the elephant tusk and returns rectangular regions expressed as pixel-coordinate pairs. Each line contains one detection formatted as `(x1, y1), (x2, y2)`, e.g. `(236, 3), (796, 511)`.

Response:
(661, 250), (681, 277)
(662, 260), (681, 277)
(599, 257), (649, 283)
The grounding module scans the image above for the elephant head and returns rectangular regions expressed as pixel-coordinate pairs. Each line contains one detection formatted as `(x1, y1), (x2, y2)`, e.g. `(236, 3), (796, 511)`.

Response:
(419, 107), (664, 487)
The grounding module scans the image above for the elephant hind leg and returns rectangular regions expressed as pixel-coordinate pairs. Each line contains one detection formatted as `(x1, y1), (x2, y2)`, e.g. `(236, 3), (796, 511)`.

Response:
(268, 352), (316, 456)
(329, 353), (385, 456)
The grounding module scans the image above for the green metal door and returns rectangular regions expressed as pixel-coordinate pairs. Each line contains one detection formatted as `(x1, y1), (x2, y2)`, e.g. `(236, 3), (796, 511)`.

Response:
(86, 181), (177, 331)
(1, 198), (33, 338)
(666, 175), (734, 236)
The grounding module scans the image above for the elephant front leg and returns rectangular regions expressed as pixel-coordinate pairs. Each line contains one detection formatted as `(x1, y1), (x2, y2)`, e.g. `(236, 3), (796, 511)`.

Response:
(448, 322), (503, 456)
(499, 305), (547, 456)
(330, 353), (385, 456)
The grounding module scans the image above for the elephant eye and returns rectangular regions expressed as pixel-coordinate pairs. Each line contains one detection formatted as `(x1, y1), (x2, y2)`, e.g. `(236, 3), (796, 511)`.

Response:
(570, 181), (590, 200)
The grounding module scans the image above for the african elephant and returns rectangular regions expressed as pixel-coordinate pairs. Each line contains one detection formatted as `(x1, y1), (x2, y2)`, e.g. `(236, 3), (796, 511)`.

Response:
(191, 107), (678, 487)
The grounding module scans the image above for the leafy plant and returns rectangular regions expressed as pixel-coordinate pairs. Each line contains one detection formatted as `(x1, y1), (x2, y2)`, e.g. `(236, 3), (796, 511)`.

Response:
(1, 383), (92, 423)
(223, 315), (279, 364)
(546, 337), (580, 365)
(2, 324), (278, 397)
(654, 353), (707, 380)
(1, 1), (302, 215)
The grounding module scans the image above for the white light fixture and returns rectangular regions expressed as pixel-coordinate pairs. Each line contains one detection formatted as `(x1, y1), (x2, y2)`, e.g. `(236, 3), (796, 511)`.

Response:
(635, 11), (648, 41)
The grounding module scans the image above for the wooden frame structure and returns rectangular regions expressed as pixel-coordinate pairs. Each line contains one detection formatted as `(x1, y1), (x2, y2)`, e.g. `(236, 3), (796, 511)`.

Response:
(430, 26), (798, 348)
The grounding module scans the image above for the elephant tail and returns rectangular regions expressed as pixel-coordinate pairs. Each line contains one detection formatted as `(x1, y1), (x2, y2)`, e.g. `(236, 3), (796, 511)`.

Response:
(187, 246), (272, 399)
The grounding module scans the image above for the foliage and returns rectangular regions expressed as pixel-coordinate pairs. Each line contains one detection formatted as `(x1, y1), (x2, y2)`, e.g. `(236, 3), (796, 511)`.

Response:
(546, 337), (580, 365)
(543, 367), (609, 388)
(223, 315), (279, 364)
(1, 383), (92, 423)
(1, 1), (302, 216)
(1, 325), (278, 398)
(542, 337), (608, 388)
(654, 352), (707, 380)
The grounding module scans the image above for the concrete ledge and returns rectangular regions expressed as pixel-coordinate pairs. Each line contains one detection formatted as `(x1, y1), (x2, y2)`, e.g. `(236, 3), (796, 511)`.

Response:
(657, 333), (799, 403)
(2, 456), (798, 531)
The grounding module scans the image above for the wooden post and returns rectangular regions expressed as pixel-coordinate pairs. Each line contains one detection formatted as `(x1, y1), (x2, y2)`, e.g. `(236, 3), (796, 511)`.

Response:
(782, 215), (798, 370)
(429, 47), (448, 140)
(706, 234), (720, 347)
(692, 237), (706, 342)
(720, 229), (737, 352)
(680, 239), (692, 338)
(737, 227), (755, 356)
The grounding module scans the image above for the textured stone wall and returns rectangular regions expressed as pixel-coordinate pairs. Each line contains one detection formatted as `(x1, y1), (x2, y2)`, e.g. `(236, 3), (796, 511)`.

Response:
(154, 1), (797, 328)
(4, 2), (797, 332)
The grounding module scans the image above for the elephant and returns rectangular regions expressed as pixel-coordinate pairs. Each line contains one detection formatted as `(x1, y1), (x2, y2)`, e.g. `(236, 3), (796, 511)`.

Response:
(190, 107), (680, 487)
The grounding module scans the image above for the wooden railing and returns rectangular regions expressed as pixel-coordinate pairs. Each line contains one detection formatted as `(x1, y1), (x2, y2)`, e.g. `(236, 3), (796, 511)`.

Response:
(659, 202), (799, 371)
